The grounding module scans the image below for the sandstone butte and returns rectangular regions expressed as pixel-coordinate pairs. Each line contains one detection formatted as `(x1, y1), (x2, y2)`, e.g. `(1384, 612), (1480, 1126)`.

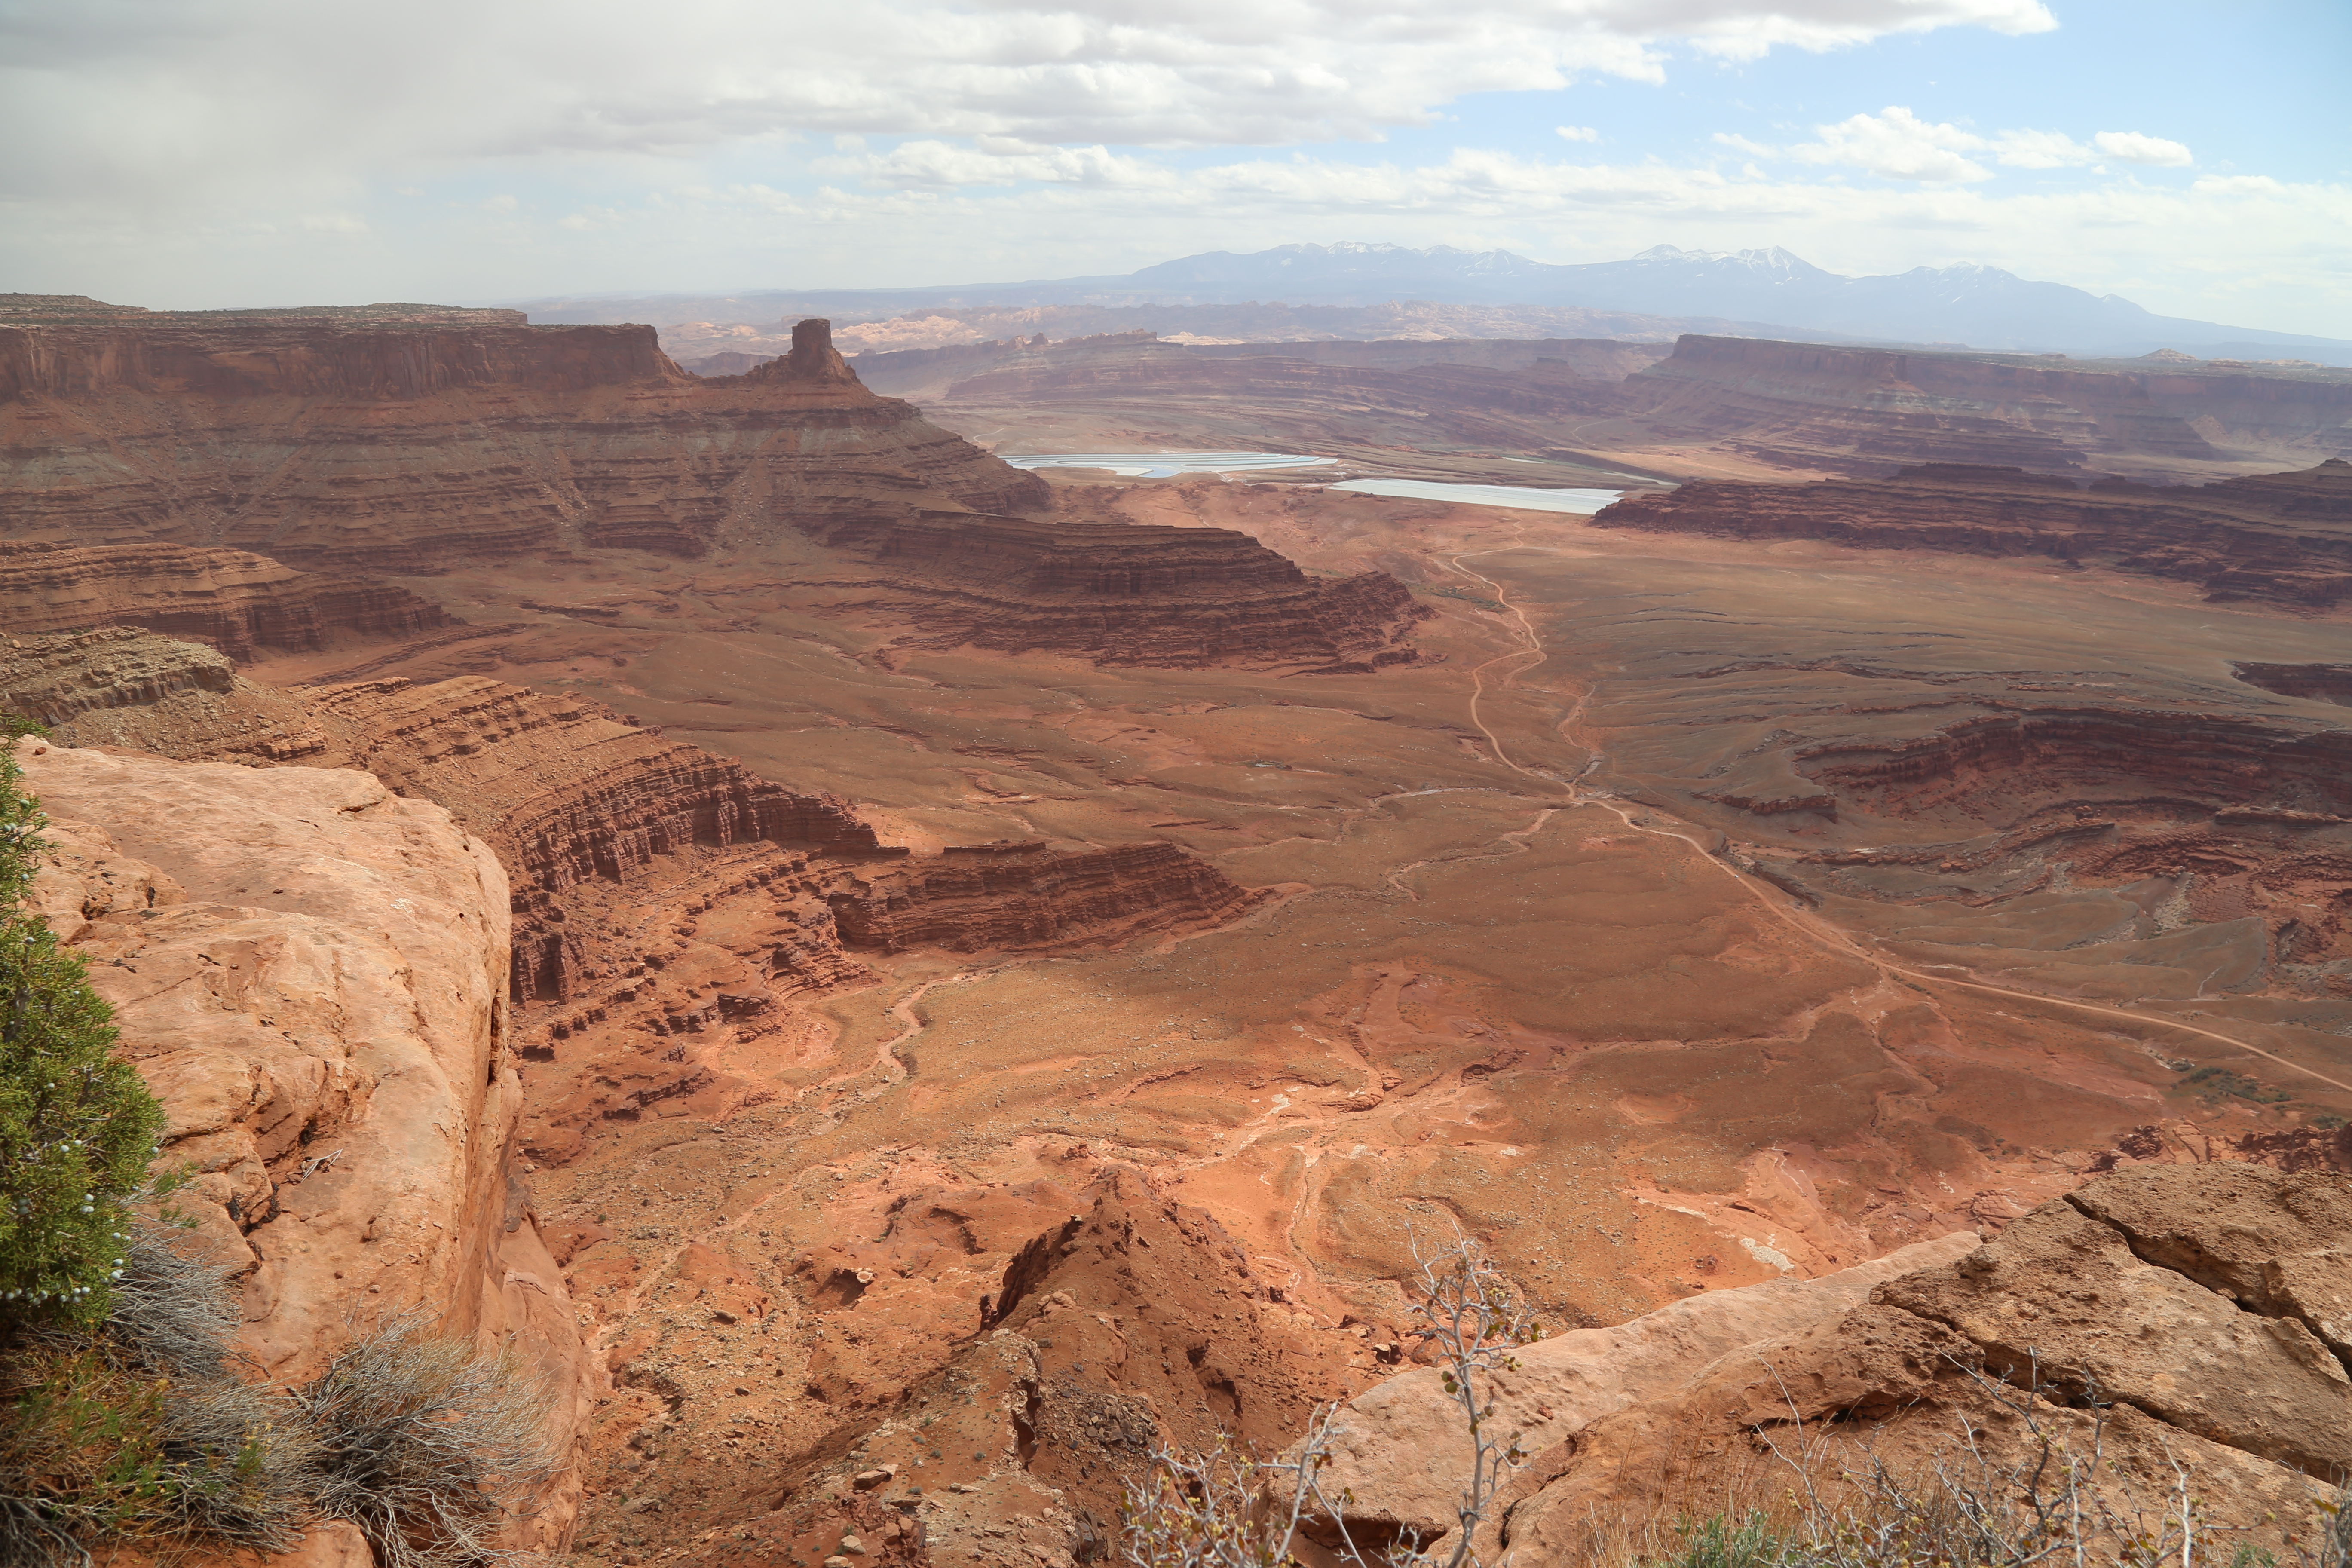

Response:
(6, 292), (2352, 1568)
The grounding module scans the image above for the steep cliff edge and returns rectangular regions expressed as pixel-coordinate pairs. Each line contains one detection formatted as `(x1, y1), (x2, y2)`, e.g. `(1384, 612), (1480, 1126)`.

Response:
(16, 736), (593, 1553)
(0, 302), (1045, 571)
(296, 676), (884, 1002)
(831, 841), (1269, 953)
(1591, 459), (2352, 608)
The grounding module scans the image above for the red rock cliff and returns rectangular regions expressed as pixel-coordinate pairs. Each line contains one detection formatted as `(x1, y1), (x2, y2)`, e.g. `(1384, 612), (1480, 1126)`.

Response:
(0, 302), (1048, 571)
(299, 676), (884, 1001)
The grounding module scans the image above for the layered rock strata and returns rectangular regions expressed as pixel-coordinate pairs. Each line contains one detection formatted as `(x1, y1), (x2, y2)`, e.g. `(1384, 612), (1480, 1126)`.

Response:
(297, 676), (883, 1001)
(0, 302), (1045, 571)
(0, 626), (329, 762)
(807, 510), (1431, 670)
(0, 540), (448, 655)
(1592, 460), (2352, 607)
(1628, 336), (2352, 474)
(830, 841), (1270, 953)
(1322, 1164), (2352, 1562)
(17, 736), (591, 1550)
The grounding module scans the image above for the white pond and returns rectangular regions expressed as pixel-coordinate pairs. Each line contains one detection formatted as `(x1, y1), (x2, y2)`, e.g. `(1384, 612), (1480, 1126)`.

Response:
(1001, 451), (1338, 478)
(1329, 478), (1625, 514)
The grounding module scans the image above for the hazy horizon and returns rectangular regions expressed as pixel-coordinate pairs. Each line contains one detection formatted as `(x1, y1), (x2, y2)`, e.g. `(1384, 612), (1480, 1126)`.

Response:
(5, 0), (2345, 336)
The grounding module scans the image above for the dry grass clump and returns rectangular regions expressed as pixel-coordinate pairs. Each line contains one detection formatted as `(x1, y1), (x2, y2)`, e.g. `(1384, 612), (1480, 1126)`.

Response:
(291, 1315), (559, 1568)
(2, 1228), (556, 1568)
(0, 1226), (312, 1568)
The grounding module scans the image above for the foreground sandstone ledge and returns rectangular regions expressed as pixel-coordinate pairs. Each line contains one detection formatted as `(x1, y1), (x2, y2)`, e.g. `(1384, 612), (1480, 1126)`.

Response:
(1313, 1164), (2352, 1562)
(17, 738), (593, 1555)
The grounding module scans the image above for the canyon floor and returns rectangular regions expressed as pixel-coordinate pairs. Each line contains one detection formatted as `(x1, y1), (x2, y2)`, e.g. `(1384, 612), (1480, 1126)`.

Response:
(248, 470), (2352, 1566)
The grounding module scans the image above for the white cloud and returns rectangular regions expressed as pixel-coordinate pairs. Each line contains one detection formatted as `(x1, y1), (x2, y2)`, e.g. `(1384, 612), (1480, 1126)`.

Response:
(1989, 129), (2092, 169)
(1556, 125), (1602, 142)
(830, 138), (1161, 190)
(0, 0), (2058, 223)
(1791, 107), (1990, 182)
(1712, 132), (1775, 156)
(2094, 130), (2192, 167)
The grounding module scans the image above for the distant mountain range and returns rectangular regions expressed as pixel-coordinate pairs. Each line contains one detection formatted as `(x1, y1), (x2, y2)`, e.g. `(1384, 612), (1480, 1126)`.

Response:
(516, 242), (2352, 365)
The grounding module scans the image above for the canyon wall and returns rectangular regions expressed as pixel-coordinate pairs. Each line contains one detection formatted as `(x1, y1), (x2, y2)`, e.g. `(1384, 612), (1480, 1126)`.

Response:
(17, 735), (592, 1552)
(298, 675), (884, 1001)
(1592, 460), (2352, 607)
(0, 627), (331, 763)
(0, 302), (1047, 572)
(0, 540), (448, 655)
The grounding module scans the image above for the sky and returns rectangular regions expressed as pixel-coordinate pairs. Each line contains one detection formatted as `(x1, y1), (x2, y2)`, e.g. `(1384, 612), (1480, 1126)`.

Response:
(4, 0), (2347, 335)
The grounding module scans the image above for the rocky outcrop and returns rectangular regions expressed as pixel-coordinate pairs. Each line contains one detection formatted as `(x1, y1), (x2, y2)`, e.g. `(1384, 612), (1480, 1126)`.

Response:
(806, 510), (1432, 670)
(0, 627), (330, 762)
(732, 1169), (1363, 1568)
(1591, 460), (2352, 608)
(0, 303), (1046, 571)
(297, 676), (883, 1001)
(830, 841), (1271, 954)
(1320, 1166), (2352, 1562)
(1305, 1233), (1979, 1553)
(17, 736), (591, 1551)
(0, 540), (449, 655)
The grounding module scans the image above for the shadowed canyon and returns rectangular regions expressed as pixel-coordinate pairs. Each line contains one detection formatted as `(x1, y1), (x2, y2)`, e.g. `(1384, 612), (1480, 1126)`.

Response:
(4, 291), (2350, 1568)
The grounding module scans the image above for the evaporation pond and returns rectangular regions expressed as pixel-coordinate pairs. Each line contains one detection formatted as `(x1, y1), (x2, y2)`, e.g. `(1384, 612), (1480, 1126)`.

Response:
(1329, 479), (1626, 514)
(1001, 451), (1338, 478)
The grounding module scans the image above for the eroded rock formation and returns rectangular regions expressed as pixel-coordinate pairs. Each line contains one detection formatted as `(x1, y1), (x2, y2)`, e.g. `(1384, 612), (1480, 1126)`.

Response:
(805, 509), (1431, 670)
(1592, 459), (2352, 608)
(17, 736), (592, 1551)
(830, 842), (1269, 954)
(0, 300), (1045, 570)
(296, 676), (883, 1001)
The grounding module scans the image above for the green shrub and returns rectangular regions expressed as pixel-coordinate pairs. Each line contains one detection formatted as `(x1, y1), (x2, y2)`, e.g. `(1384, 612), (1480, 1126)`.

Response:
(0, 739), (168, 1326)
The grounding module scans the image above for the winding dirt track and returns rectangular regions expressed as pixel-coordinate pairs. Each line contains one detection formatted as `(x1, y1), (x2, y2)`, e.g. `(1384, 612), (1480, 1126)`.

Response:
(1438, 542), (2352, 1099)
